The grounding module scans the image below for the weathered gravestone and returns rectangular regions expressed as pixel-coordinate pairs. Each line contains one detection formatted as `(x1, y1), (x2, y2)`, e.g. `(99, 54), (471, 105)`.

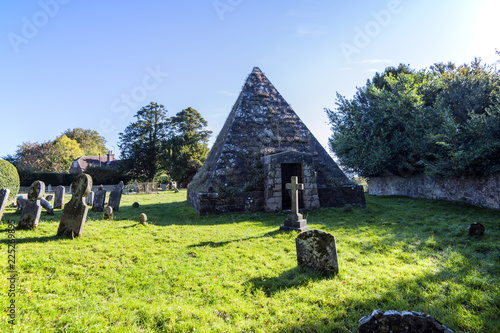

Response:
(358, 310), (454, 333)
(162, 184), (167, 191)
(46, 194), (54, 201)
(47, 184), (52, 192)
(132, 202), (139, 208)
(280, 176), (309, 231)
(132, 181), (139, 193)
(296, 229), (339, 275)
(57, 174), (92, 237)
(18, 181), (45, 229)
(108, 181), (124, 211)
(0, 188), (10, 222)
(92, 185), (106, 212)
(103, 206), (113, 220)
(86, 191), (94, 206)
(139, 213), (147, 225)
(54, 185), (65, 209)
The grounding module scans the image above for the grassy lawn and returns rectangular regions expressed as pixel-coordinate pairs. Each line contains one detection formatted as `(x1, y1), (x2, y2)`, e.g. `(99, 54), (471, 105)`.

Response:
(1, 190), (499, 332)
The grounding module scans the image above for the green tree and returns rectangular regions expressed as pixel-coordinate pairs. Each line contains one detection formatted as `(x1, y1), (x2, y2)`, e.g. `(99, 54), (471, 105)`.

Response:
(118, 102), (169, 181)
(327, 60), (500, 178)
(164, 107), (211, 186)
(15, 141), (53, 171)
(47, 135), (84, 172)
(61, 128), (108, 156)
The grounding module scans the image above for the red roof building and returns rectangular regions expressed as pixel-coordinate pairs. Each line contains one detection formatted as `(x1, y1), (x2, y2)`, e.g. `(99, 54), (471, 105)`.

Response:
(70, 151), (120, 173)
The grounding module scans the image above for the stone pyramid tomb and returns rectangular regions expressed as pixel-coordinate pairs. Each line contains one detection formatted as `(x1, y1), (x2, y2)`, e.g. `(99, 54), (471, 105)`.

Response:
(188, 67), (365, 215)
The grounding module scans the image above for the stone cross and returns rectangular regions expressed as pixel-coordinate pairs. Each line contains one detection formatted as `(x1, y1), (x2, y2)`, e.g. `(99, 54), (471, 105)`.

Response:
(0, 188), (11, 223)
(57, 174), (92, 237)
(54, 185), (65, 209)
(280, 176), (309, 231)
(286, 176), (304, 215)
(18, 181), (45, 230)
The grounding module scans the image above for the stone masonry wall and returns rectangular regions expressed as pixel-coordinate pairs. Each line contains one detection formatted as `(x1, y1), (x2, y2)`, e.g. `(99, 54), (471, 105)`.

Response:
(318, 186), (366, 208)
(368, 173), (500, 210)
(187, 188), (265, 215)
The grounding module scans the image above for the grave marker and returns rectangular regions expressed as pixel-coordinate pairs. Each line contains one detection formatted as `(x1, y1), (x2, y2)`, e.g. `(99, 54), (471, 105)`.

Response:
(18, 181), (45, 229)
(57, 174), (92, 237)
(0, 188), (10, 222)
(103, 206), (113, 220)
(108, 181), (124, 211)
(54, 185), (65, 209)
(280, 176), (309, 231)
(92, 185), (106, 212)
(358, 310), (454, 333)
(296, 229), (339, 275)
(86, 191), (94, 206)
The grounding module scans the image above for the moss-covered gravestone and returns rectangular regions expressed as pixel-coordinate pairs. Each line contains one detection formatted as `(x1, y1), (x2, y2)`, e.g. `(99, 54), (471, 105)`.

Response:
(103, 206), (113, 220)
(0, 188), (11, 222)
(57, 174), (92, 237)
(358, 310), (454, 333)
(18, 181), (45, 230)
(295, 229), (339, 275)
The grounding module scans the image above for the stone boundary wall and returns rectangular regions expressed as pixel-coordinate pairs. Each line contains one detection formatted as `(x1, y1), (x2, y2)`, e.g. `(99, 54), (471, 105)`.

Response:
(368, 173), (500, 210)
(187, 189), (265, 215)
(318, 186), (366, 208)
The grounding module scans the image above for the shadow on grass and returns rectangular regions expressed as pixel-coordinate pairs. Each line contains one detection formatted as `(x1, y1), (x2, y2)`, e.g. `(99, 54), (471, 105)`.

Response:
(245, 266), (336, 297)
(0, 234), (65, 245)
(188, 229), (285, 248)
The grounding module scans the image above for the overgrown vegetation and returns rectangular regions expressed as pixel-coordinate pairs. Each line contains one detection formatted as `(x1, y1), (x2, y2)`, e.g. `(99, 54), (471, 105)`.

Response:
(0, 159), (19, 198)
(1, 191), (499, 332)
(327, 59), (500, 178)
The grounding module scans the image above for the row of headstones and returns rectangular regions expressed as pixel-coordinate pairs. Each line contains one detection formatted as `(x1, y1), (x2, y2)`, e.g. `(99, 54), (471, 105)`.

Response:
(0, 175), (126, 237)
(48, 182), (124, 212)
(130, 181), (179, 193)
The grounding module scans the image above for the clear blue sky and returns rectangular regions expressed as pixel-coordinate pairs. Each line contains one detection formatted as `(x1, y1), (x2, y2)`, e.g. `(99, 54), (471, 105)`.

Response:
(1, 0), (498, 158)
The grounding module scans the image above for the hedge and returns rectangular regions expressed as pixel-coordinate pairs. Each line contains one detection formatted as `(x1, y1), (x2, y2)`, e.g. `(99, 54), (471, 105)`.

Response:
(0, 159), (20, 198)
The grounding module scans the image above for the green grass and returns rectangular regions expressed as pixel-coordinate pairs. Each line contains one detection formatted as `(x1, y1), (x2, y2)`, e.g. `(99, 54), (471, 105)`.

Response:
(1, 191), (499, 332)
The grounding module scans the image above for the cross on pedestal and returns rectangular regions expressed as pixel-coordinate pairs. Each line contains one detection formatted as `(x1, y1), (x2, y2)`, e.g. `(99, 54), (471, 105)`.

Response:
(280, 176), (309, 232)
(286, 176), (304, 215)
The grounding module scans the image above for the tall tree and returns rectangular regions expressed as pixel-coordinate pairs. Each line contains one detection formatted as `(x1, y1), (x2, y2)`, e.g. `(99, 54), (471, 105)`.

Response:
(62, 128), (108, 156)
(47, 135), (84, 172)
(118, 102), (168, 181)
(164, 107), (211, 186)
(15, 141), (53, 171)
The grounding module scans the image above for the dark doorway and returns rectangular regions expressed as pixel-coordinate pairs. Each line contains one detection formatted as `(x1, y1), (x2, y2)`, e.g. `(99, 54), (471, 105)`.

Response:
(281, 163), (304, 210)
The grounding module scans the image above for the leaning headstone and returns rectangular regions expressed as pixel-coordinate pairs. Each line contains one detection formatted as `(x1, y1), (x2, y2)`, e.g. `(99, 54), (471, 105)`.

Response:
(108, 182), (124, 211)
(132, 181), (139, 193)
(103, 206), (113, 220)
(18, 181), (45, 230)
(139, 213), (147, 225)
(92, 185), (106, 212)
(296, 229), (339, 275)
(86, 191), (94, 206)
(57, 174), (92, 237)
(468, 222), (485, 236)
(45, 194), (54, 201)
(358, 310), (454, 333)
(162, 184), (167, 191)
(0, 188), (10, 222)
(40, 198), (54, 215)
(54, 185), (65, 209)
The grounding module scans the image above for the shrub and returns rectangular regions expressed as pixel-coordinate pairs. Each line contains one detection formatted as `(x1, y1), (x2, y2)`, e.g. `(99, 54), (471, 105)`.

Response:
(0, 159), (20, 198)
